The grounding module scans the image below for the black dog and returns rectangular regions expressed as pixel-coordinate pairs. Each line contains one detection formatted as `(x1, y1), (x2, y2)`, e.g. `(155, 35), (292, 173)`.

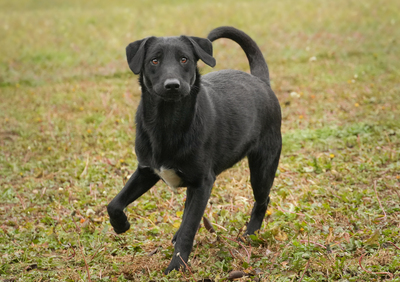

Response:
(107, 26), (282, 274)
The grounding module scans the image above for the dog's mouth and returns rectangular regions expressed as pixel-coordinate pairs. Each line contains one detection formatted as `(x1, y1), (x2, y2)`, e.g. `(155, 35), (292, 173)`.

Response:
(153, 84), (191, 102)
(152, 90), (186, 102)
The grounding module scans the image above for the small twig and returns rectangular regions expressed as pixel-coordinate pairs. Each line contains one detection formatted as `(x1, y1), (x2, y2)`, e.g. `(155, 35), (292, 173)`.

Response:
(58, 220), (76, 259)
(16, 193), (26, 210)
(212, 222), (227, 231)
(221, 235), (251, 263)
(190, 242), (200, 265)
(135, 214), (157, 227)
(298, 259), (310, 282)
(359, 253), (393, 279)
(210, 221), (250, 263)
(66, 243), (76, 259)
(386, 241), (400, 251)
(178, 254), (196, 281)
(227, 247), (236, 259)
(220, 237), (246, 263)
(79, 154), (90, 179)
(277, 206), (305, 217)
(167, 192), (175, 209)
(40, 187), (47, 199)
(179, 268), (189, 281)
(300, 240), (327, 249)
(373, 180), (387, 221)
(332, 241), (346, 251)
(391, 186), (400, 201)
(90, 244), (104, 261)
(122, 174), (127, 186)
(79, 240), (92, 281)
(73, 219), (92, 282)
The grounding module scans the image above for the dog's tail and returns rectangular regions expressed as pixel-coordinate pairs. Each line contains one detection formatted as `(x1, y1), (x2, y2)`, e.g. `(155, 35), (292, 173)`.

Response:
(207, 26), (270, 86)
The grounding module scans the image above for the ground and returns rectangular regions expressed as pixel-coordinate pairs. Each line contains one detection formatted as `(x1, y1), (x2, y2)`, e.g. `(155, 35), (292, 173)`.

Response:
(0, 0), (399, 281)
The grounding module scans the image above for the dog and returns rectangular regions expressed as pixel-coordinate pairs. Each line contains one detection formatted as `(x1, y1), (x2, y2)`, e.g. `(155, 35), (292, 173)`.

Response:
(107, 26), (282, 274)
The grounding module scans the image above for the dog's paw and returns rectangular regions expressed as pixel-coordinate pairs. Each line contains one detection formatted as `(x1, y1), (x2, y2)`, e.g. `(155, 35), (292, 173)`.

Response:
(108, 211), (130, 234)
(107, 205), (131, 234)
(110, 219), (130, 234)
(164, 256), (185, 274)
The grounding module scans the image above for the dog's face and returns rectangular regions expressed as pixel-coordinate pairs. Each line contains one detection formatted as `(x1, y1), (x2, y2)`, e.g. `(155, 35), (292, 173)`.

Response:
(126, 36), (216, 101)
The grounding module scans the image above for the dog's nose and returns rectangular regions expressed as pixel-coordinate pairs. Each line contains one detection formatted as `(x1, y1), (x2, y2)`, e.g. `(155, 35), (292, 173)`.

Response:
(164, 79), (181, 91)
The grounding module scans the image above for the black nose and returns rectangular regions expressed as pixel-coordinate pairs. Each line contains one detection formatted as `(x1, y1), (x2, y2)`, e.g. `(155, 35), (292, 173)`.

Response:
(164, 79), (180, 91)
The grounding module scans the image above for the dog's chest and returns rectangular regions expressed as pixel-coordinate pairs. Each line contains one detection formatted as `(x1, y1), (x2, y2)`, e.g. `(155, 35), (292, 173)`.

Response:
(154, 166), (182, 191)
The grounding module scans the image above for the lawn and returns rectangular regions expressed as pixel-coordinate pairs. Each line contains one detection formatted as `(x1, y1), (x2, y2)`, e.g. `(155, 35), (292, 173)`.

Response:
(1, 0), (399, 281)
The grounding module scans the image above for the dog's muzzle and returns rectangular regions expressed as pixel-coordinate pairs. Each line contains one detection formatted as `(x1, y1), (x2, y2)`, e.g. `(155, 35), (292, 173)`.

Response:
(153, 79), (190, 101)
(164, 79), (181, 91)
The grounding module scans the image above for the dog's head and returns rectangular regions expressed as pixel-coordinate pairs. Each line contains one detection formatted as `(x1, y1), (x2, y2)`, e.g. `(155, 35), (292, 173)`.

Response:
(126, 36), (216, 101)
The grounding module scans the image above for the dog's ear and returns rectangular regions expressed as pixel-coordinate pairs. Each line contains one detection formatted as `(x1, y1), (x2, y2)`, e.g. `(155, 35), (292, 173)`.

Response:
(126, 37), (154, 75)
(182, 36), (216, 67)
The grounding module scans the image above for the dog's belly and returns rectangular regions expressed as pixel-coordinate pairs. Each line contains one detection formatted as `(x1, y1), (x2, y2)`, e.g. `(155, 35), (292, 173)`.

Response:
(154, 167), (182, 191)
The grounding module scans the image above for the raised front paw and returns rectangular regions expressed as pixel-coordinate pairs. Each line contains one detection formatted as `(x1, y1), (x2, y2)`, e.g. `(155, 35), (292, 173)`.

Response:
(107, 206), (131, 234)
(110, 218), (130, 234)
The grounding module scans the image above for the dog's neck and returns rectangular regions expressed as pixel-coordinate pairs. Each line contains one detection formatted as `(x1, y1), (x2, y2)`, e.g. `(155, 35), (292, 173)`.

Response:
(138, 68), (201, 134)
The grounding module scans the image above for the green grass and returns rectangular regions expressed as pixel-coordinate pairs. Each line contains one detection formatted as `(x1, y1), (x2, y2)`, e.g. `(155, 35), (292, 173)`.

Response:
(1, 0), (400, 281)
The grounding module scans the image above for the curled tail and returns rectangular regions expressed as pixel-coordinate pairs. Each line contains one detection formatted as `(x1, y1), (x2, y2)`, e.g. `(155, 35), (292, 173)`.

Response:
(207, 26), (270, 86)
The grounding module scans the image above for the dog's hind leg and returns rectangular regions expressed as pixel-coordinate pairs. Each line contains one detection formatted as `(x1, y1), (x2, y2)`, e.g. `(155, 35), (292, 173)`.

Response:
(107, 166), (160, 234)
(246, 144), (281, 235)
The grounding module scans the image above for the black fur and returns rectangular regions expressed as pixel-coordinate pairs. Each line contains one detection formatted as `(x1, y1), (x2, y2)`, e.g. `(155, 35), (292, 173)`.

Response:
(107, 26), (282, 274)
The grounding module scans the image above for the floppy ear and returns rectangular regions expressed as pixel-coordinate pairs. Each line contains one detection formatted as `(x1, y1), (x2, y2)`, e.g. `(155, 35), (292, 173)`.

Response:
(181, 36), (216, 67)
(126, 37), (154, 75)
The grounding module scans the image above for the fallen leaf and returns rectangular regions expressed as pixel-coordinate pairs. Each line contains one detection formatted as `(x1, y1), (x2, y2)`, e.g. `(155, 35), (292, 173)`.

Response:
(326, 227), (333, 243)
(147, 247), (158, 257)
(203, 216), (215, 233)
(25, 264), (37, 271)
(303, 166), (314, 173)
(228, 270), (245, 280)
(364, 230), (380, 246)
(275, 230), (288, 241)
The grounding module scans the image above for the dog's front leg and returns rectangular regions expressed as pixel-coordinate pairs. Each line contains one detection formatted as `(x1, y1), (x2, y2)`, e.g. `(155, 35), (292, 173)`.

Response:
(107, 166), (160, 234)
(165, 174), (215, 274)
(171, 190), (193, 245)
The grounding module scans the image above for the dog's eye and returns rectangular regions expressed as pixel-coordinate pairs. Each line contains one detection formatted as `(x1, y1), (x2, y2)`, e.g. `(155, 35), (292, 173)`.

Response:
(181, 57), (188, 64)
(151, 59), (159, 65)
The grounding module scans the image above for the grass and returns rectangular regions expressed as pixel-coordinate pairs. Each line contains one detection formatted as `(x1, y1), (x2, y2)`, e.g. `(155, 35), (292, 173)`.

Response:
(1, 0), (400, 281)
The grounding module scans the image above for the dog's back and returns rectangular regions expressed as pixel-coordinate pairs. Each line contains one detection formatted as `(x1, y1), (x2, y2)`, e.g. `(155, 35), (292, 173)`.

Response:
(198, 70), (280, 175)
(198, 26), (281, 175)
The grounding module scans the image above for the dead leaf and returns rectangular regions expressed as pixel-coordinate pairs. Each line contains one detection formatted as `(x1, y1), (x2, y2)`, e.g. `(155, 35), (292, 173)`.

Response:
(274, 230), (288, 241)
(25, 264), (37, 271)
(203, 216), (215, 233)
(326, 227), (333, 243)
(364, 230), (380, 246)
(343, 232), (350, 243)
(228, 270), (245, 280)
(35, 170), (43, 178)
(147, 247), (158, 257)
